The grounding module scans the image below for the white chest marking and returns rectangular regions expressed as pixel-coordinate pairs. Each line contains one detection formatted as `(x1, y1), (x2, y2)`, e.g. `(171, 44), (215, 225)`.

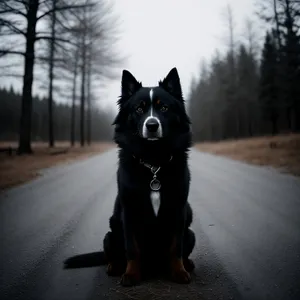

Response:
(150, 191), (160, 216)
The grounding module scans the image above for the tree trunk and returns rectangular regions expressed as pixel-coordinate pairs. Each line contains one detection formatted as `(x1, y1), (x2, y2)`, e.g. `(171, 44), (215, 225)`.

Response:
(18, 0), (39, 155)
(286, 107), (292, 131)
(80, 69), (86, 147)
(71, 47), (79, 147)
(48, 0), (56, 148)
(80, 33), (86, 147)
(273, 0), (282, 49)
(248, 120), (253, 137)
(271, 114), (279, 135)
(86, 4), (93, 146)
(86, 89), (91, 145)
(295, 106), (300, 132)
(86, 48), (92, 146)
(247, 106), (253, 136)
(235, 107), (240, 138)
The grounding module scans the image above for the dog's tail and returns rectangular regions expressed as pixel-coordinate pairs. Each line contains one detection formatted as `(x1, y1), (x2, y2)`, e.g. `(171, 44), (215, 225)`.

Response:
(63, 251), (107, 269)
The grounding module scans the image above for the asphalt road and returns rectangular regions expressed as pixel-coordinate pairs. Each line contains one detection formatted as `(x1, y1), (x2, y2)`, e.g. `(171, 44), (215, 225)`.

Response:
(1, 148), (300, 300)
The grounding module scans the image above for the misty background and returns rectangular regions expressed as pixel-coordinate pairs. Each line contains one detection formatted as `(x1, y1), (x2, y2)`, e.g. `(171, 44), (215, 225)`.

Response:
(0, 0), (299, 153)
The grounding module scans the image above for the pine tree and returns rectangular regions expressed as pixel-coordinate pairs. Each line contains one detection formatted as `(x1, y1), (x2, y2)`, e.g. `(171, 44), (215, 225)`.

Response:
(237, 44), (259, 137)
(281, 3), (300, 131)
(259, 31), (280, 135)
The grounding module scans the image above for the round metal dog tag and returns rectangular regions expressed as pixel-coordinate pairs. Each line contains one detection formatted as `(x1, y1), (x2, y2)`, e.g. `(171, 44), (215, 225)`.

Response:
(150, 178), (161, 191)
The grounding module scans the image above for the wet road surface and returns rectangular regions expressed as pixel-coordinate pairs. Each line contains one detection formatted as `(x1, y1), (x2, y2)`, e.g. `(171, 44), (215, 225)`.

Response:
(1, 148), (300, 300)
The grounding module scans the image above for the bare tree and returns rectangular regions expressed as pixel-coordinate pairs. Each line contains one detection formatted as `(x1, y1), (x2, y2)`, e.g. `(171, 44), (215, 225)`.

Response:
(0, 0), (94, 154)
(70, 45), (79, 146)
(241, 18), (261, 135)
(0, 0), (125, 151)
(47, 0), (57, 148)
(273, 0), (283, 48)
(221, 4), (241, 138)
(72, 0), (125, 147)
(243, 18), (261, 59)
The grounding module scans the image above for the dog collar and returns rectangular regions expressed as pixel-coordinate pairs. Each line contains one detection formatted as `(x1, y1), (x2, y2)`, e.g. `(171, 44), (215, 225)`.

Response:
(133, 155), (173, 191)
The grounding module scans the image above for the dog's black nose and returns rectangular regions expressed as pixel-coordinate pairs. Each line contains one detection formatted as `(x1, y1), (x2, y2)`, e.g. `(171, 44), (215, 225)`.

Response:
(146, 119), (159, 132)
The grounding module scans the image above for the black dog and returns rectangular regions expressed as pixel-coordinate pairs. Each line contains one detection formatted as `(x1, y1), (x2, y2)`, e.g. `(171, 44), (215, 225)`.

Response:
(103, 67), (195, 287)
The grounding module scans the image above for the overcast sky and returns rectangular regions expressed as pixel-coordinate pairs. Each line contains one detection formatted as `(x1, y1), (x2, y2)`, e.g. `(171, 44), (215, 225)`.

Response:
(2, 0), (260, 113)
(103, 0), (260, 111)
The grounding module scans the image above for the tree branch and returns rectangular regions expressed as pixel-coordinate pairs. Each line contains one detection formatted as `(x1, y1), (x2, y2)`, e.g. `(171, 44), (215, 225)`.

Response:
(35, 35), (78, 46)
(36, 3), (96, 22)
(0, 19), (26, 36)
(0, 49), (25, 57)
(0, 2), (26, 17)
(0, 72), (23, 78)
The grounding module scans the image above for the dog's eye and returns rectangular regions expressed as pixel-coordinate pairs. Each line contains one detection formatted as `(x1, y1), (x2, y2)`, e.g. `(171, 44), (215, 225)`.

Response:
(160, 105), (168, 112)
(136, 107), (143, 114)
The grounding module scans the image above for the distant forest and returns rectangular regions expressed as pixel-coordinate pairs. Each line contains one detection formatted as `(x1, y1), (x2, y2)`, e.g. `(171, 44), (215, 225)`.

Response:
(188, 1), (300, 142)
(0, 86), (114, 142)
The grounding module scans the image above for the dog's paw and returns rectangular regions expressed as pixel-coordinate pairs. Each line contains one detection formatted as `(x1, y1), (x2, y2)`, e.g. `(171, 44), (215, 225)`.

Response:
(120, 259), (141, 286)
(120, 272), (141, 286)
(170, 257), (192, 284)
(171, 268), (191, 284)
(106, 262), (125, 277)
(183, 258), (195, 272)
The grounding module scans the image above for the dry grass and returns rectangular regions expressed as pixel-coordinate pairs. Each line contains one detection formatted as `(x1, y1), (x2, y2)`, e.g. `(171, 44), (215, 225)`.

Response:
(195, 133), (300, 176)
(0, 142), (115, 191)
(2, 134), (299, 191)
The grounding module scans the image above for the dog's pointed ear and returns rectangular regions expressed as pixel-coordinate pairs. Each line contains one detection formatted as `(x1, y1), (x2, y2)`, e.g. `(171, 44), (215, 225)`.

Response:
(113, 70), (141, 125)
(159, 67), (183, 101)
(120, 70), (142, 102)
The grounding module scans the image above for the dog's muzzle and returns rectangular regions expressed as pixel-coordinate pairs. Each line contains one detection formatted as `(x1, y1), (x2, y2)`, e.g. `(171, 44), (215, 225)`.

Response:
(142, 117), (162, 141)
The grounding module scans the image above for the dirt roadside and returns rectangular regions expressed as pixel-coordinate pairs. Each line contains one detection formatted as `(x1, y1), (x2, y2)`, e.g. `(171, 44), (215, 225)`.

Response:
(0, 142), (115, 191)
(1, 134), (299, 191)
(195, 134), (300, 177)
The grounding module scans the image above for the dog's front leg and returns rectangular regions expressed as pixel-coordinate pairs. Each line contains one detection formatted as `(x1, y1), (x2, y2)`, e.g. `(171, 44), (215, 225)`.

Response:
(170, 205), (191, 284)
(120, 207), (141, 286)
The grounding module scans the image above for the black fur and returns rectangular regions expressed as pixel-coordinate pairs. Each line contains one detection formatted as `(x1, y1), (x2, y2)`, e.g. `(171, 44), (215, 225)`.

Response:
(104, 67), (195, 286)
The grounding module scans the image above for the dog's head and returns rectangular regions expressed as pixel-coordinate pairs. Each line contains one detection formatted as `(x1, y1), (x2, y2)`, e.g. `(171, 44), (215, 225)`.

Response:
(113, 68), (192, 154)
